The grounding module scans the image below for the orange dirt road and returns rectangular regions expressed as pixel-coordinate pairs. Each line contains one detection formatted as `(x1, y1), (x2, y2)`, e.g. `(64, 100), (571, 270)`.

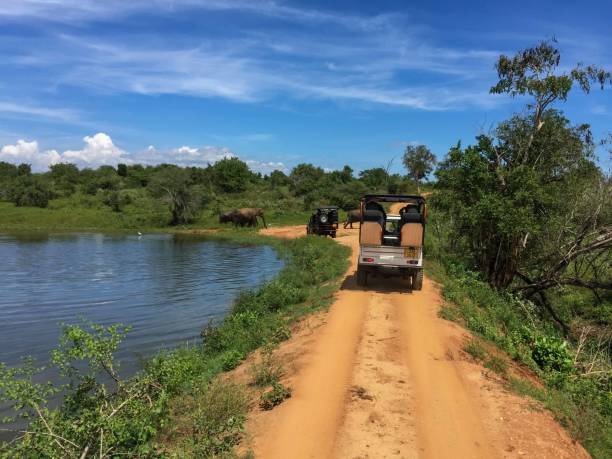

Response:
(251, 224), (589, 459)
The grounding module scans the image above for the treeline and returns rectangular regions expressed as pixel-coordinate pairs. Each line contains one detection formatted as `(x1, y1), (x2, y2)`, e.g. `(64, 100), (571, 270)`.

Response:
(0, 156), (432, 226)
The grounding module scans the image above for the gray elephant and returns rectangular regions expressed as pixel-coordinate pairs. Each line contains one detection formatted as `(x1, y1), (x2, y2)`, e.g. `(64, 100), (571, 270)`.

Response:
(343, 209), (361, 229)
(219, 210), (237, 224)
(233, 208), (267, 228)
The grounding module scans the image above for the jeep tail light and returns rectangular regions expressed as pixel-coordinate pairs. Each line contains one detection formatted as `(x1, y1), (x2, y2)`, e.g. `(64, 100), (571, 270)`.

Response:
(363, 257), (374, 262)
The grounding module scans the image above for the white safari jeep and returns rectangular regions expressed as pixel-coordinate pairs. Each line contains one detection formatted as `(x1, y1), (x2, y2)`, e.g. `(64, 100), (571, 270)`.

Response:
(356, 194), (427, 290)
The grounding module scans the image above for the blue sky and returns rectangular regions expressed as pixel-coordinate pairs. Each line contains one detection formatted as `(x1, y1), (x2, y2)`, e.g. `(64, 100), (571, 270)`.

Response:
(0, 0), (610, 173)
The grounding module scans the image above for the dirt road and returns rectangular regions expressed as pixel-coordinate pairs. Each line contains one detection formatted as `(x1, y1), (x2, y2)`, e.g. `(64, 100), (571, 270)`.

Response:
(247, 224), (588, 459)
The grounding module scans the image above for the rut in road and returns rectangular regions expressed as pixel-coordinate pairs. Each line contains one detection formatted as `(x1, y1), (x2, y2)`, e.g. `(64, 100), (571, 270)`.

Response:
(248, 225), (589, 459)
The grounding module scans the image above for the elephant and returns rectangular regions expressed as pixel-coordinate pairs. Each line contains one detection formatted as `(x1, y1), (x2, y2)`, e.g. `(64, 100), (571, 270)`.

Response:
(343, 209), (361, 229)
(239, 208), (267, 228)
(218, 209), (266, 228)
(219, 211), (237, 224)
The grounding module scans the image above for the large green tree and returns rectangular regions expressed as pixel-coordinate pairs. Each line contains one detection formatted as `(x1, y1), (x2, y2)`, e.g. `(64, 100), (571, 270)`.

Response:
(212, 158), (252, 193)
(402, 144), (436, 193)
(435, 41), (611, 319)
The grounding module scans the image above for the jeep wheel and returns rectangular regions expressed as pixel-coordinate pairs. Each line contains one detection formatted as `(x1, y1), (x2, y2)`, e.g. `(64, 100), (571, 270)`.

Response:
(412, 270), (423, 291)
(356, 267), (367, 286)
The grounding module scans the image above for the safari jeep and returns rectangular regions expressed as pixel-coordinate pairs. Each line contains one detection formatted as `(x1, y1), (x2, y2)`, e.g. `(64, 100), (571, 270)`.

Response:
(306, 205), (339, 238)
(356, 194), (426, 290)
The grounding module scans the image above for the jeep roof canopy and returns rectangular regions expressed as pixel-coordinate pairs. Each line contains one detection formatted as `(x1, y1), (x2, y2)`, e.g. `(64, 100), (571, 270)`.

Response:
(360, 194), (426, 205)
(317, 205), (339, 209)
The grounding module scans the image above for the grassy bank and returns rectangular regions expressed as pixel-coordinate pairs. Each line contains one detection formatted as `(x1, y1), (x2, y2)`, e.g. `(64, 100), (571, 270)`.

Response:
(426, 258), (611, 458)
(0, 198), (323, 232)
(0, 231), (351, 458)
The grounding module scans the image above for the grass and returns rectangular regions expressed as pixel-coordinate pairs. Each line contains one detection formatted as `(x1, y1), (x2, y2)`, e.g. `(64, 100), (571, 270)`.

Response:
(464, 339), (487, 361)
(162, 379), (250, 458)
(0, 196), (169, 232)
(250, 344), (284, 387)
(0, 195), (354, 233)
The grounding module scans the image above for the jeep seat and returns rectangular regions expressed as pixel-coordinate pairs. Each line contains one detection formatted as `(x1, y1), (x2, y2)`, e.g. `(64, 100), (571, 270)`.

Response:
(400, 208), (423, 247)
(360, 209), (384, 245)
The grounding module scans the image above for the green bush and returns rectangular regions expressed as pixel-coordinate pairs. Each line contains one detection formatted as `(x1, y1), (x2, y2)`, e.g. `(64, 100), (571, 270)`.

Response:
(9, 177), (53, 208)
(221, 349), (245, 371)
(531, 336), (574, 373)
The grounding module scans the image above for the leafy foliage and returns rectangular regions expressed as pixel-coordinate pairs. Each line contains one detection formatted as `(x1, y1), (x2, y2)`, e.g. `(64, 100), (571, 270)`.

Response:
(435, 41), (611, 313)
(531, 336), (573, 373)
(8, 176), (53, 208)
(402, 144), (436, 192)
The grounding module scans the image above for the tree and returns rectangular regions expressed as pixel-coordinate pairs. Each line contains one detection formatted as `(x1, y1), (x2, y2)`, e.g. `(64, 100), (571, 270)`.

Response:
(0, 162), (18, 200)
(269, 169), (289, 187)
(82, 166), (121, 195)
(289, 163), (325, 196)
(435, 41), (611, 313)
(402, 144), (436, 193)
(149, 167), (198, 225)
(17, 163), (31, 176)
(49, 163), (80, 197)
(117, 163), (128, 177)
(358, 168), (388, 190)
(9, 177), (53, 208)
(212, 158), (252, 193)
(327, 165), (354, 184)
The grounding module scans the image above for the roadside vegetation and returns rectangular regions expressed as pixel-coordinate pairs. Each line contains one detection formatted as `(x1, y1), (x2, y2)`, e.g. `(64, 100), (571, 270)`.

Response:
(429, 41), (611, 458)
(0, 233), (351, 457)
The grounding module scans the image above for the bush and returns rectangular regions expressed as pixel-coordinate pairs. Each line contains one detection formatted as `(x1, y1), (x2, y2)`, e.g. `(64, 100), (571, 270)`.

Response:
(259, 382), (291, 410)
(251, 344), (284, 387)
(9, 177), (53, 208)
(531, 336), (574, 373)
(221, 349), (245, 371)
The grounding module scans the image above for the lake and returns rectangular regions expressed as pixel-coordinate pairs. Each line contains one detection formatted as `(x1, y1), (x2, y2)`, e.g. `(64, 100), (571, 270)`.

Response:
(0, 232), (284, 374)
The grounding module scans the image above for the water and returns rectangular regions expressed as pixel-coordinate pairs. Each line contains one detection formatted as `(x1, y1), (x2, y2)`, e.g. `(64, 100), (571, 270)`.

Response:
(0, 232), (284, 373)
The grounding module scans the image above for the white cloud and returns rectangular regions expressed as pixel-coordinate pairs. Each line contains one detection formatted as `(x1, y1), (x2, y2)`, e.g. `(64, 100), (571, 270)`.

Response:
(1, 134), (285, 173)
(62, 133), (126, 166)
(133, 145), (236, 167)
(0, 139), (61, 171)
(133, 144), (285, 172)
(0, 133), (127, 171)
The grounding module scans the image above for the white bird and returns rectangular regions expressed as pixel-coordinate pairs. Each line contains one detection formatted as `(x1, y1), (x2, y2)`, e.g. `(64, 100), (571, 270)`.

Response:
(137, 232), (142, 236)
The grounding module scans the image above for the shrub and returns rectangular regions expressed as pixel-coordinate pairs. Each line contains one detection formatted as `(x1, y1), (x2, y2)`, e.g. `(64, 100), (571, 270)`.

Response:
(9, 177), (53, 208)
(259, 382), (291, 410)
(251, 344), (284, 387)
(531, 336), (574, 373)
(221, 349), (244, 371)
